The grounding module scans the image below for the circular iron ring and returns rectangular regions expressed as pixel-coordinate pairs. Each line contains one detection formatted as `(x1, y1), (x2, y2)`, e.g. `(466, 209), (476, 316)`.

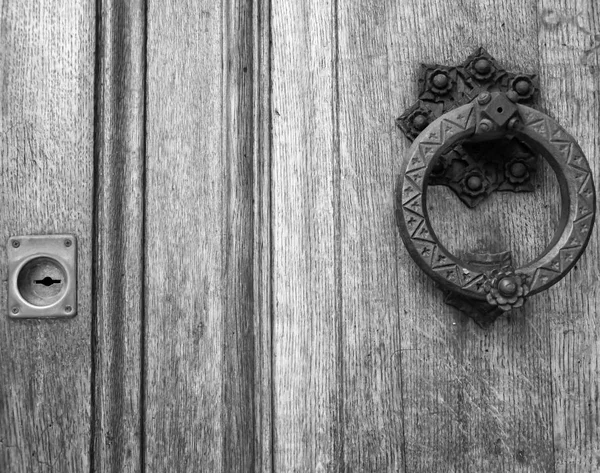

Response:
(396, 99), (595, 301)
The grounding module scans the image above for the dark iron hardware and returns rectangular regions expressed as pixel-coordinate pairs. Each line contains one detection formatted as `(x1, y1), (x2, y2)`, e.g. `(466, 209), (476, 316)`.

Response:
(397, 47), (540, 208)
(396, 49), (595, 325)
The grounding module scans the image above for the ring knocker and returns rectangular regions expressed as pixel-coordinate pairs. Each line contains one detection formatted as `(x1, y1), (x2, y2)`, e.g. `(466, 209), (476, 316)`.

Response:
(396, 48), (595, 325)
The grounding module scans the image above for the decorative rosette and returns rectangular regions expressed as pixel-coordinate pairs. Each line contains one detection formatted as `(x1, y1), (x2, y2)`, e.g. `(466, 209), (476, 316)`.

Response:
(484, 268), (529, 311)
(407, 108), (430, 135)
(396, 102), (432, 140)
(460, 169), (489, 197)
(505, 158), (530, 184)
(510, 75), (535, 101)
(430, 155), (447, 177)
(428, 68), (453, 96)
(467, 55), (496, 81)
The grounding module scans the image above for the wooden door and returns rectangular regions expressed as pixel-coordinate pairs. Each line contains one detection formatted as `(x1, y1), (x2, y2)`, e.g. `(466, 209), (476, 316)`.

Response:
(1, 1), (598, 472)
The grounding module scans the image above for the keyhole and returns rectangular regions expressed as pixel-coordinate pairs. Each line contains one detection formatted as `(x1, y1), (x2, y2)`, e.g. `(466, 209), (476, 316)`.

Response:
(17, 257), (67, 306)
(35, 276), (61, 286)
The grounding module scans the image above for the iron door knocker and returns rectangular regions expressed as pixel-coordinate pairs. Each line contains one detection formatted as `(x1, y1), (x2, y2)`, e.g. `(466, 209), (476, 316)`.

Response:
(396, 48), (596, 325)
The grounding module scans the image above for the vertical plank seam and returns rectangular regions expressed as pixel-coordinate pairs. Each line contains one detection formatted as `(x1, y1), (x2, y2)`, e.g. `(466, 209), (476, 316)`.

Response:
(90, 0), (102, 470)
(220, 0), (230, 467)
(384, 4), (409, 470)
(252, 1), (261, 468)
(267, 0), (276, 468)
(592, 3), (600, 460)
(391, 65), (410, 473)
(92, 1), (147, 470)
(533, 2), (557, 470)
(253, 0), (274, 470)
(140, 0), (148, 471)
(222, 0), (261, 467)
(332, 0), (345, 470)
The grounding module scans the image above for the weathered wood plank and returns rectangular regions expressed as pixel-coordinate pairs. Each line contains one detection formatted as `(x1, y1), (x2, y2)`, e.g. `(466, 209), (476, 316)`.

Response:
(93, 1), (145, 471)
(145, 0), (258, 470)
(536, 1), (600, 471)
(337, 1), (406, 470)
(271, 0), (567, 469)
(252, 0), (274, 470)
(145, 1), (224, 468)
(0, 1), (95, 472)
(387, 1), (556, 471)
(271, 0), (341, 469)
(222, 0), (258, 470)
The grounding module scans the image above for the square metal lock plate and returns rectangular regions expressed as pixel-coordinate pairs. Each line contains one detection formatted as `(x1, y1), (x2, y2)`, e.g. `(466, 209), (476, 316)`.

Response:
(7, 234), (77, 319)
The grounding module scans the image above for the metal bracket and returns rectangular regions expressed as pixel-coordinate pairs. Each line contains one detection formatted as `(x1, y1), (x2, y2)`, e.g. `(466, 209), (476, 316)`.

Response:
(396, 47), (540, 208)
(7, 234), (77, 319)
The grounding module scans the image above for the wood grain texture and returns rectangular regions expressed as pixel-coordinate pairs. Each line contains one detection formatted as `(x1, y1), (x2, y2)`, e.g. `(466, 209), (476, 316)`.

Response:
(145, 0), (224, 468)
(93, 1), (145, 471)
(337, 1), (406, 470)
(268, 0), (597, 471)
(387, 1), (556, 471)
(145, 0), (258, 470)
(271, 0), (342, 470)
(222, 0), (258, 469)
(537, 1), (600, 471)
(2, 2), (596, 471)
(252, 0), (274, 470)
(0, 1), (95, 472)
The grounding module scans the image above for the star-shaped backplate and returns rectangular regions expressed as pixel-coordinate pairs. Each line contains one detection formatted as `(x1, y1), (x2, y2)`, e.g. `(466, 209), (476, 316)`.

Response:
(396, 47), (540, 208)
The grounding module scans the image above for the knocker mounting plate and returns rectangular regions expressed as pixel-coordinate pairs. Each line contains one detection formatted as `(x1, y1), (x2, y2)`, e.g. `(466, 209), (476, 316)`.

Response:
(396, 47), (540, 208)
(395, 48), (596, 326)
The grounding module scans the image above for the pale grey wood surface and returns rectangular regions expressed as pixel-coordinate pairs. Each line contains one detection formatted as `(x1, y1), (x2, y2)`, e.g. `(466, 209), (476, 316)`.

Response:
(337, 2), (405, 470)
(144, 0), (259, 470)
(93, 1), (145, 472)
(145, 0), (225, 469)
(271, 0), (598, 472)
(0, 1), (95, 472)
(252, 0), (274, 470)
(1, 1), (598, 472)
(271, 1), (341, 469)
(539, 1), (600, 471)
